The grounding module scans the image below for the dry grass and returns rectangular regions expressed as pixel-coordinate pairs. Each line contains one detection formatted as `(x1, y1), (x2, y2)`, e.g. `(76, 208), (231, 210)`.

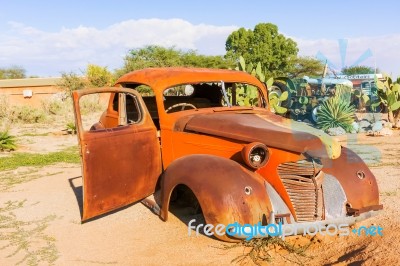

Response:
(0, 94), (102, 127)
(0, 200), (58, 265)
(220, 236), (313, 265)
(0, 168), (65, 192)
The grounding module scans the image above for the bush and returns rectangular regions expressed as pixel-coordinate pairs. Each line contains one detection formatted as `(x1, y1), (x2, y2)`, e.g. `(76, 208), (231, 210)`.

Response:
(41, 99), (63, 115)
(0, 131), (16, 151)
(9, 106), (47, 123)
(41, 97), (72, 116)
(57, 72), (88, 97)
(80, 94), (103, 115)
(0, 95), (9, 119)
(0, 96), (48, 124)
(65, 121), (77, 134)
(86, 64), (114, 87)
(317, 96), (356, 132)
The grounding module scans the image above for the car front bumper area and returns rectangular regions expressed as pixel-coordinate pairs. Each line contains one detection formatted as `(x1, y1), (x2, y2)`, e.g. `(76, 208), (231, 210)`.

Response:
(229, 208), (382, 240)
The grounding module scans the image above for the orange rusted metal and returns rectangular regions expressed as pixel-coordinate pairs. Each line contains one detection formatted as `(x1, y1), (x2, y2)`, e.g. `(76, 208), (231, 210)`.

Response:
(72, 67), (382, 241)
(159, 154), (272, 242)
(72, 88), (162, 221)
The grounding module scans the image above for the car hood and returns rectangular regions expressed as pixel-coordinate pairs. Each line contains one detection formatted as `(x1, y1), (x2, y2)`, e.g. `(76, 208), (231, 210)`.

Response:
(175, 110), (341, 159)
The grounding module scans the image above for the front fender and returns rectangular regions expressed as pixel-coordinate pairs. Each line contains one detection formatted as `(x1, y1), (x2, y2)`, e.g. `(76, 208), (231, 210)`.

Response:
(160, 154), (272, 241)
(322, 147), (381, 211)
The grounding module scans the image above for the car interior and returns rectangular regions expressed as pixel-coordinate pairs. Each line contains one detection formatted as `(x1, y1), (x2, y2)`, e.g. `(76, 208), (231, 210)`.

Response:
(118, 82), (264, 130)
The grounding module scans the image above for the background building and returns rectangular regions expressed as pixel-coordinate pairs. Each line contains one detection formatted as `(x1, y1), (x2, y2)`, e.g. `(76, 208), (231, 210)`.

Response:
(0, 77), (63, 108)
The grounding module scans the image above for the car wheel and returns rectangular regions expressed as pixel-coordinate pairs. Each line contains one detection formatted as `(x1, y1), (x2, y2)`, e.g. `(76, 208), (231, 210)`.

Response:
(310, 105), (320, 124)
(269, 81), (291, 108)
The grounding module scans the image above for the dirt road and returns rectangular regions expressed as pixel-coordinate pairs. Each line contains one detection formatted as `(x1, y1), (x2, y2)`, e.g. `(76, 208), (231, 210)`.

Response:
(1, 127), (400, 265)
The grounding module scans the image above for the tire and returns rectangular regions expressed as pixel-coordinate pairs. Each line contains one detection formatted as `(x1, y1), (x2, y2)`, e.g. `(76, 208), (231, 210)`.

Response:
(309, 105), (320, 124)
(269, 81), (291, 109)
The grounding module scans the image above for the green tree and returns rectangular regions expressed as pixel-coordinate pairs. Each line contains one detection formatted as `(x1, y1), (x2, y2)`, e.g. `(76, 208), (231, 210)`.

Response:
(57, 72), (88, 96)
(289, 56), (324, 78)
(181, 51), (235, 69)
(341, 65), (375, 75)
(116, 45), (235, 77)
(86, 64), (114, 87)
(225, 23), (298, 77)
(0, 66), (26, 79)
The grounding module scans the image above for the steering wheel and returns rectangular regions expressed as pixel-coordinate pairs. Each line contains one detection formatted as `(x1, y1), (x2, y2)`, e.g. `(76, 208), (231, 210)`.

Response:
(166, 103), (197, 113)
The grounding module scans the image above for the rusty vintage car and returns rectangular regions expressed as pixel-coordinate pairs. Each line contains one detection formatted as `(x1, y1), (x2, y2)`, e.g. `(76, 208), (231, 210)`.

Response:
(72, 67), (382, 241)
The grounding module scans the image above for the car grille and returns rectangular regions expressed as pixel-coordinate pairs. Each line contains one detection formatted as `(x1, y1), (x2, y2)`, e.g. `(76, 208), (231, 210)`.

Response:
(277, 160), (324, 222)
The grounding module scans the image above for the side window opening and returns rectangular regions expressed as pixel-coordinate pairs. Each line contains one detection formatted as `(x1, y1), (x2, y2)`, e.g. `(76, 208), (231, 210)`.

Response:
(111, 93), (142, 125)
(120, 83), (160, 130)
(125, 93), (142, 124)
(83, 92), (142, 132)
(225, 83), (264, 107)
(78, 93), (109, 131)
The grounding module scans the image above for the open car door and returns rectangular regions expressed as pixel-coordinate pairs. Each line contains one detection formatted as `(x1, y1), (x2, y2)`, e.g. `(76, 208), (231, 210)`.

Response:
(72, 87), (162, 221)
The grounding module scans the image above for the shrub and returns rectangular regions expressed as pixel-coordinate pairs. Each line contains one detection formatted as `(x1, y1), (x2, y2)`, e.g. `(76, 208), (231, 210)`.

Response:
(0, 95), (9, 119)
(1, 97), (48, 124)
(86, 64), (114, 87)
(57, 72), (88, 97)
(41, 97), (72, 116)
(41, 99), (63, 115)
(65, 121), (77, 135)
(222, 237), (311, 265)
(335, 84), (353, 103)
(80, 94), (104, 115)
(0, 131), (16, 151)
(9, 106), (47, 123)
(317, 95), (356, 132)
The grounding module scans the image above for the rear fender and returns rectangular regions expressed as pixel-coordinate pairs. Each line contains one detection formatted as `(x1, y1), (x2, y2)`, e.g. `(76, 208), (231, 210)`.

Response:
(160, 154), (272, 241)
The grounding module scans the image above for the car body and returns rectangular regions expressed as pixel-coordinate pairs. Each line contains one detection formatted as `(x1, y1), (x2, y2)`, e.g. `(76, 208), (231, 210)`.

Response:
(72, 67), (382, 242)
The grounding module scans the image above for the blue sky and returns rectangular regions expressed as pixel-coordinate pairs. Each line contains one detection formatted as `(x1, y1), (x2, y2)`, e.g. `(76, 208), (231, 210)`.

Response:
(1, 0), (399, 77)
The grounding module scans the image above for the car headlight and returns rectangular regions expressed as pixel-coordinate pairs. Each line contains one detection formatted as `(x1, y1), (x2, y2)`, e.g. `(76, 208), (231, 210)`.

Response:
(242, 142), (269, 169)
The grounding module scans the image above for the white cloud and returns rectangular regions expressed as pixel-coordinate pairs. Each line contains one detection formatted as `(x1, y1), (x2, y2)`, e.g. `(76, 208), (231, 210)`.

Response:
(1, 19), (399, 78)
(294, 35), (400, 77)
(0, 19), (238, 76)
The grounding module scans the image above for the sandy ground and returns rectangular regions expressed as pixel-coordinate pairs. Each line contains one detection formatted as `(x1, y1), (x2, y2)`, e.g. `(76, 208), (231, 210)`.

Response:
(1, 120), (400, 265)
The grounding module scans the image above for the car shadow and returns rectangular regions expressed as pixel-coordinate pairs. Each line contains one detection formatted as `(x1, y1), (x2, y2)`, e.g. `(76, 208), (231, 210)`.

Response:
(168, 204), (222, 240)
(67, 176), (144, 222)
(68, 176), (83, 218)
(67, 177), (221, 240)
(165, 187), (223, 241)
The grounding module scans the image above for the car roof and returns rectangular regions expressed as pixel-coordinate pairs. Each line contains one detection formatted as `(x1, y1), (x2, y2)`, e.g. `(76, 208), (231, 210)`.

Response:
(116, 67), (266, 92)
